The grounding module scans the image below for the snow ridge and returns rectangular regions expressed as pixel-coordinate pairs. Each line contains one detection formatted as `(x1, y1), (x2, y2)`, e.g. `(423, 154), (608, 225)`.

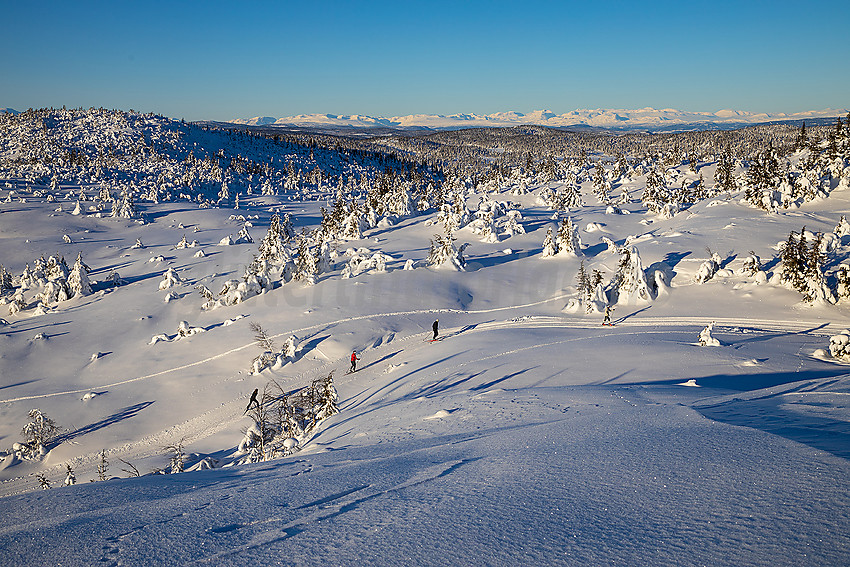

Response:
(230, 107), (848, 131)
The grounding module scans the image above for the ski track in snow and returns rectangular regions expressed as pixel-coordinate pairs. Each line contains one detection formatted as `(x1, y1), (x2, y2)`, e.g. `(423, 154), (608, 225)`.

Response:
(1, 295), (843, 494)
(1, 300), (837, 405)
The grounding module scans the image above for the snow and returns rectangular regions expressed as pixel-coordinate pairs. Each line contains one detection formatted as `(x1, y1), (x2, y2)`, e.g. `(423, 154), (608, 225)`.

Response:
(0, 109), (849, 565)
(231, 107), (850, 132)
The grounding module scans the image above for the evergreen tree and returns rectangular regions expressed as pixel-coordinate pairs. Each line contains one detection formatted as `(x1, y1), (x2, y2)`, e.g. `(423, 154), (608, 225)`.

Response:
(67, 253), (92, 297)
(541, 226), (558, 257)
(556, 217), (582, 256)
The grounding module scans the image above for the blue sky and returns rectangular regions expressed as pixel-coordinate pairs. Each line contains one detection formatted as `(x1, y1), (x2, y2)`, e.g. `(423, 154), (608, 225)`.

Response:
(2, 0), (848, 121)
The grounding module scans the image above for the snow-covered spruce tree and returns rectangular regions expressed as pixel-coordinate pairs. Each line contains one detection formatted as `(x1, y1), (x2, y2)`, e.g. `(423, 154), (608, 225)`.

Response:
(569, 260), (606, 314)
(556, 217), (582, 257)
(780, 227), (835, 303)
(18, 409), (61, 458)
(591, 162), (611, 203)
(641, 167), (667, 213)
(743, 145), (783, 210)
(315, 372), (339, 421)
(67, 252), (92, 297)
(275, 335), (299, 367)
(503, 210), (525, 236)
(427, 230), (468, 271)
(741, 251), (762, 276)
(280, 213), (296, 241)
(694, 250), (722, 284)
(294, 237), (318, 285)
(63, 463), (76, 486)
(607, 246), (654, 305)
(836, 264), (850, 303)
(541, 226), (558, 258)
(713, 148), (737, 194)
(828, 330), (850, 360)
(218, 179), (230, 205)
(111, 188), (137, 219)
(835, 215), (850, 238)
(0, 265), (13, 293)
(158, 267), (182, 290)
(96, 449), (108, 481)
(698, 322), (721, 347)
(258, 213), (287, 263)
(37, 473), (51, 490)
(164, 440), (186, 474)
(740, 251), (767, 283)
(235, 226), (254, 244)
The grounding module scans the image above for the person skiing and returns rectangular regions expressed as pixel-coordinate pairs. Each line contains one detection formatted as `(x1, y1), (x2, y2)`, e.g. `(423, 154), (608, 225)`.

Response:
(350, 350), (360, 373)
(432, 319), (439, 341)
(602, 304), (614, 326)
(245, 388), (259, 412)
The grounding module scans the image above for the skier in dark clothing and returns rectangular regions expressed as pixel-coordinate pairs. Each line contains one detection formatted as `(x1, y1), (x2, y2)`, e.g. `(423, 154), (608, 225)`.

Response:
(432, 319), (439, 340)
(350, 350), (360, 373)
(245, 388), (259, 412)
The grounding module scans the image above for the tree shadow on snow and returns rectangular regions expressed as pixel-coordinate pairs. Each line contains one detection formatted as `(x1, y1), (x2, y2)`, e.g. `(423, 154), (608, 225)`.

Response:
(54, 401), (155, 445)
(695, 391), (850, 461)
(0, 379), (39, 391)
(725, 322), (830, 347)
(628, 368), (850, 393)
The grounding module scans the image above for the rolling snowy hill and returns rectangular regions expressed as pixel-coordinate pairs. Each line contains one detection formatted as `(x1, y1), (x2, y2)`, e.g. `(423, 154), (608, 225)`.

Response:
(1, 108), (849, 565)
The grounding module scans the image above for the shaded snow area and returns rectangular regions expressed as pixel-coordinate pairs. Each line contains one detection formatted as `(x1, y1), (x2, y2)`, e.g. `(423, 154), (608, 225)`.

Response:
(1, 109), (850, 565)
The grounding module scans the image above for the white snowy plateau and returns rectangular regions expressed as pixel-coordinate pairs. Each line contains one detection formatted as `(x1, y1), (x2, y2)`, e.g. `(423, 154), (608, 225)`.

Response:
(229, 107), (847, 131)
(0, 107), (849, 566)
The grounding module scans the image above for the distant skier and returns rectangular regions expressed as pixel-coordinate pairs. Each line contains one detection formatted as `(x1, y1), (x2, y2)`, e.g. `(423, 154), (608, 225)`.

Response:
(602, 304), (614, 326)
(432, 319), (439, 341)
(350, 350), (360, 373)
(245, 388), (259, 412)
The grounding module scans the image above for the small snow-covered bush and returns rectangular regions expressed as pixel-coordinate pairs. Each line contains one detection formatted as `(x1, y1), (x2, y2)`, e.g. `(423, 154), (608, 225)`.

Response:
(158, 267), (182, 290)
(828, 330), (850, 360)
(694, 252), (721, 284)
(698, 322), (721, 347)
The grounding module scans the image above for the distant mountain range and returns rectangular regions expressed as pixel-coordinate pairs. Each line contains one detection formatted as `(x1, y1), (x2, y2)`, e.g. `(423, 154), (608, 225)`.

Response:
(229, 107), (848, 132)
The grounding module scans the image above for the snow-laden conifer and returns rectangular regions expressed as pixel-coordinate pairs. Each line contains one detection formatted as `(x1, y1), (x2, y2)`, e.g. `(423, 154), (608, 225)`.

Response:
(158, 267), (183, 290)
(556, 217), (582, 257)
(67, 253), (92, 297)
(698, 322), (721, 347)
(541, 226), (558, 258)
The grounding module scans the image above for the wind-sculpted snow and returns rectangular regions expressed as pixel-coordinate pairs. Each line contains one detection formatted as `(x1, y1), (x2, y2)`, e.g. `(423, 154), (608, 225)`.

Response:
(1, 110), (850, 565)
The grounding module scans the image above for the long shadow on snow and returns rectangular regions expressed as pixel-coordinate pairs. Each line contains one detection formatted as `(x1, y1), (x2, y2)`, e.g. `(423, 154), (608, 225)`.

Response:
(626, 368), (850, 392)
(725, 322), (830, 347)
(341, 352), (467, 414)
(463, 249), (540, 272)
(695, 391), (850, 461)
(662, 251), (691, 269)
(470, 366), (538, 391)
(3, 320), (71, 335)
(0, 379), (39, 391)
(358, 349), (404, 372)
(54, 401), (155, 445)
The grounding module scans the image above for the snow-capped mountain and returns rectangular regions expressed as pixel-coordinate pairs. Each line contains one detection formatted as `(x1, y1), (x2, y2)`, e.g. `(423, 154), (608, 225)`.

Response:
(230, 107), (847, 131)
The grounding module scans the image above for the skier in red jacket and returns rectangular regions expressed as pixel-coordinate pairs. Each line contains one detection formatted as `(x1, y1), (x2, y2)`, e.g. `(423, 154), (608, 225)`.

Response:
(350, 350), (360, 373)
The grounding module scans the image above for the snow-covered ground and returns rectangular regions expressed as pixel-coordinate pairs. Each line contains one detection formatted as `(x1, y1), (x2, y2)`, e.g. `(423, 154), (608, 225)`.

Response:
(1, 112), (850, 565)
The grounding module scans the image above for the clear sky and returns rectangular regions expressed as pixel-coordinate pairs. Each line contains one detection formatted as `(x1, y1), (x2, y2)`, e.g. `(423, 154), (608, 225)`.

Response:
(2, 0), (848, 121)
